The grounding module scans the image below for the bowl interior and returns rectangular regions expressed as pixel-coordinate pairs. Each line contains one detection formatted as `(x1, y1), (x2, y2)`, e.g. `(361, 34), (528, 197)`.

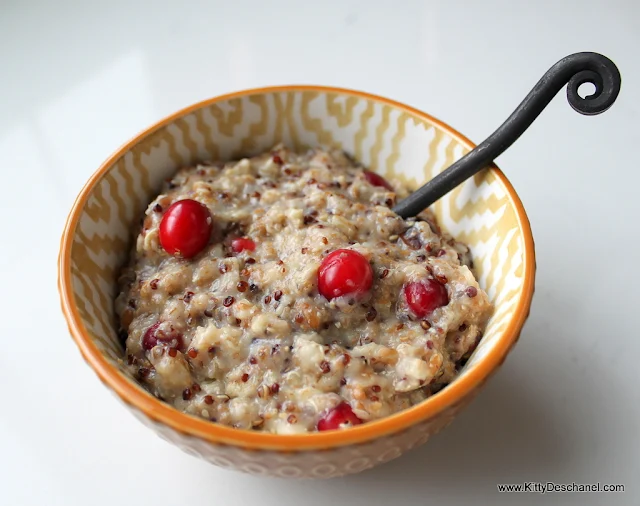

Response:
(62, 87), (531, 432)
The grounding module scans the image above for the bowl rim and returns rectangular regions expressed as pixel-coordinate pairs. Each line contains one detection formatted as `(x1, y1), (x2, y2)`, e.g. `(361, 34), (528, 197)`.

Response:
(58, 85), (535, 451)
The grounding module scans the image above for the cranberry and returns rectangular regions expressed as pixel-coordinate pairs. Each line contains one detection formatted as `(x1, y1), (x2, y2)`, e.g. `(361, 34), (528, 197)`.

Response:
(318, 249), (373, 300)
(363, 170), (393, 191)
(142, 322), (183, 351)
(231, 237), (256, 253)
(317, 402), (363, 431)
(403, 279), (449, 318)
(159, 199), (213, 258)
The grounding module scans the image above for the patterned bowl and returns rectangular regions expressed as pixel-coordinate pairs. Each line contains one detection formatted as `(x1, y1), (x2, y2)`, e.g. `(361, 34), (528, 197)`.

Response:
(58, 86), (535, 478)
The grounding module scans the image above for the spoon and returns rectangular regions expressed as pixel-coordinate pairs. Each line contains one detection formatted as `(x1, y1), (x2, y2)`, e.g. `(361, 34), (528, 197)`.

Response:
(392, 52), (621, 219)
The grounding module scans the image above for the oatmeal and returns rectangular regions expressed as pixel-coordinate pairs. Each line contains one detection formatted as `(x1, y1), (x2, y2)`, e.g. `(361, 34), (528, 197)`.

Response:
(116, 145), (492, 433)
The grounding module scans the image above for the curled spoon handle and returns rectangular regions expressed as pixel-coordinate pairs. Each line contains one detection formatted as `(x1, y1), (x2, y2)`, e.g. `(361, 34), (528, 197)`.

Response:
(392, 52), (622, 219)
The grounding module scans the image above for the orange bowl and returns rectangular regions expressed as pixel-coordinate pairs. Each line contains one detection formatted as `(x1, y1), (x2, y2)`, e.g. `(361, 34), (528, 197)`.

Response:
(58, 86), (535, 478)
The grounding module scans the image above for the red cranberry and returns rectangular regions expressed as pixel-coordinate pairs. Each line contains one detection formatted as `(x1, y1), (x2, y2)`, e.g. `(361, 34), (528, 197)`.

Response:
(159, 199), (213, 258)
(403, 279), (449, 318)
(231, 237), (256, 253)
(142, 322), (183, 351)
(317, 402), (363, 431)
(363, 170), (393, 191)
(318, 249), (373, 300)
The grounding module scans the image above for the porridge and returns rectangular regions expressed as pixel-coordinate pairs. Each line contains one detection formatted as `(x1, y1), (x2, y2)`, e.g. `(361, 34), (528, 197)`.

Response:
(116, 145), (492, 434)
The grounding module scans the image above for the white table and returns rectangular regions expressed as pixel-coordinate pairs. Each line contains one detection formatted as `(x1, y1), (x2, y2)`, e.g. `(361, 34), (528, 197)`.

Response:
(1, 1), (638, 504)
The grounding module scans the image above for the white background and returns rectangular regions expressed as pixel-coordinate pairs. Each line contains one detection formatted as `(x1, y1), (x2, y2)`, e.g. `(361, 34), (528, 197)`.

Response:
(1, 1), (638, 505)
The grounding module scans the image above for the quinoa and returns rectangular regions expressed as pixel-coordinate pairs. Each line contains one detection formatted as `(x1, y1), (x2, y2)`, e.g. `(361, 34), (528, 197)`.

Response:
(115, 145), (492, 434)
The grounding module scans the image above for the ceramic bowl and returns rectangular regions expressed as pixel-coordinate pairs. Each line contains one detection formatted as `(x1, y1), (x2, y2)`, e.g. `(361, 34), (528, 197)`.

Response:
(58, 86), (535, 478)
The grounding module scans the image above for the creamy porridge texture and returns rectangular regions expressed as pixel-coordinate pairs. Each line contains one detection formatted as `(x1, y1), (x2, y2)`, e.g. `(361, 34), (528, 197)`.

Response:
(116, 145), (492, 433)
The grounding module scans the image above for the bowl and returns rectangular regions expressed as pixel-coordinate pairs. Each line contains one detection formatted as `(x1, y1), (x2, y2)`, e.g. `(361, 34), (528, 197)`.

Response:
(58, 86), (535, 478)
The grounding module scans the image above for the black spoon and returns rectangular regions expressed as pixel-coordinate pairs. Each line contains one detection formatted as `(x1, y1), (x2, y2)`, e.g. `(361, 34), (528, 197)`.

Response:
(392, 52), (621, 219)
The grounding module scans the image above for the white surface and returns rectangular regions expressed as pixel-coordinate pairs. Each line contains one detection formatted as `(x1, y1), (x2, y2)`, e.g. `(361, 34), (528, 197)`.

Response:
(1, 1), (638, 504)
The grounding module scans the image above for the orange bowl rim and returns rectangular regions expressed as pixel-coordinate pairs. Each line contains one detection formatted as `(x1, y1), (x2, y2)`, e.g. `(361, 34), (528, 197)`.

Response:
(58, 84), (536, 451)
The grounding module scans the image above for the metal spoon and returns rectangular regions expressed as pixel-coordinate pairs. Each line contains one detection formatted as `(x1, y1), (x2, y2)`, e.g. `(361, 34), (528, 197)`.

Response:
(392, 52), (622, 219)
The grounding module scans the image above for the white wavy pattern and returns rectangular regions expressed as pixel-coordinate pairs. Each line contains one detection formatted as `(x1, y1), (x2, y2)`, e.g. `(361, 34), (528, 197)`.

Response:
(68, 90), (527, 476)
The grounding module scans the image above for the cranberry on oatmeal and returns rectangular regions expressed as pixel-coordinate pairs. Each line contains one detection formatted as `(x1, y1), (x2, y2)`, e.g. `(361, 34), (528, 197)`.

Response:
(115, 145), (492, 434)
